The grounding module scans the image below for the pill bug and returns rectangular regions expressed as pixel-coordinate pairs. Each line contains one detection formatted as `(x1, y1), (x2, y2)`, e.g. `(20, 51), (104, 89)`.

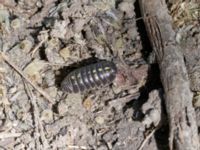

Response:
(61, 61), (117, 93)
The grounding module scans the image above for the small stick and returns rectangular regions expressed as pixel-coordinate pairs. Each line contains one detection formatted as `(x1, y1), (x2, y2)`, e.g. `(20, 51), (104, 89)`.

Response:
(30, 31), (49, 57)
(137, 128), (156, 150)
(67, 145), (88, 150)
(0, 132), (22, 139)
(25, 83), (50, 149)
(0, 52), (54, 103)
(139, 0), (199, 149)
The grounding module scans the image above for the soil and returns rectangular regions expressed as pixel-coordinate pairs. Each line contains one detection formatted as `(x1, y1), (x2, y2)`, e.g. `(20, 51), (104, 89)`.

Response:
(0, 0), (199, 150)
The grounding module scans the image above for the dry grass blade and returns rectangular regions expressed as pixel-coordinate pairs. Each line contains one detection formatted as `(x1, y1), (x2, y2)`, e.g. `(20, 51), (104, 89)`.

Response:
(0, 52), (54, 103)
(137, 128), (156, 150)
(30, 30), (49, 57)
(67, 145), (88, 150)
(24, 83), (50, 149)
(0, 132), (22, 139)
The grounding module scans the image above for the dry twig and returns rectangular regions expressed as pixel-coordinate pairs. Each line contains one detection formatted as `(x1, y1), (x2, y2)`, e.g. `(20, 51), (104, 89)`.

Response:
(30, 31), (49, 57)
(66, 145), (88, 150)
(137, 128), (156, 150)
(0, 132), (22, 139)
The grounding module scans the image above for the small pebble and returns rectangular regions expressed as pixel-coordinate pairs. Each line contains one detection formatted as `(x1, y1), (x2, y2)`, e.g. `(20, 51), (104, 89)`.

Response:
(19, 39), (33, 53)
(95, 116), (104, 125)
(83, 96), (93, 110)
(11, 18), (21, 30)
(59, 47), (71, 61)
(41, 109), (53, 123)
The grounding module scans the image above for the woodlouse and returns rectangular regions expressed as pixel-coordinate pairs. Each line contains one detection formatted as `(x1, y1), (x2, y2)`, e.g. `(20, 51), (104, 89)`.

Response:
(61, 61), (117, 93)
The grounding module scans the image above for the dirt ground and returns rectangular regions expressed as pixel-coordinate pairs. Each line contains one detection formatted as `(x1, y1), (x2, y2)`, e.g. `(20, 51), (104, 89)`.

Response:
(0, 0), (199, 150)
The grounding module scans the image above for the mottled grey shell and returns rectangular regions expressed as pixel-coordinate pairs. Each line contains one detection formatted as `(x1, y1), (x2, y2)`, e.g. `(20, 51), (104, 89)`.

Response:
(61, 61), (117, 93)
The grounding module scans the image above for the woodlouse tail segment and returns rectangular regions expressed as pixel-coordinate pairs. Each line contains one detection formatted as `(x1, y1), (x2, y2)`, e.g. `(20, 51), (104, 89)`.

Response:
(61, 78), (73, 93)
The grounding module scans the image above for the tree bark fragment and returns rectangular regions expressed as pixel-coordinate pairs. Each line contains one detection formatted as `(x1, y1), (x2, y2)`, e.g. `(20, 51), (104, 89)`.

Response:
(139, 0), (200, 150)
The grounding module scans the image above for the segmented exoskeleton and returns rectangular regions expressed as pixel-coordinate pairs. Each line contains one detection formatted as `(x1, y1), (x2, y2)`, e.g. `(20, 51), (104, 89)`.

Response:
(61, 61), (117, 93)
